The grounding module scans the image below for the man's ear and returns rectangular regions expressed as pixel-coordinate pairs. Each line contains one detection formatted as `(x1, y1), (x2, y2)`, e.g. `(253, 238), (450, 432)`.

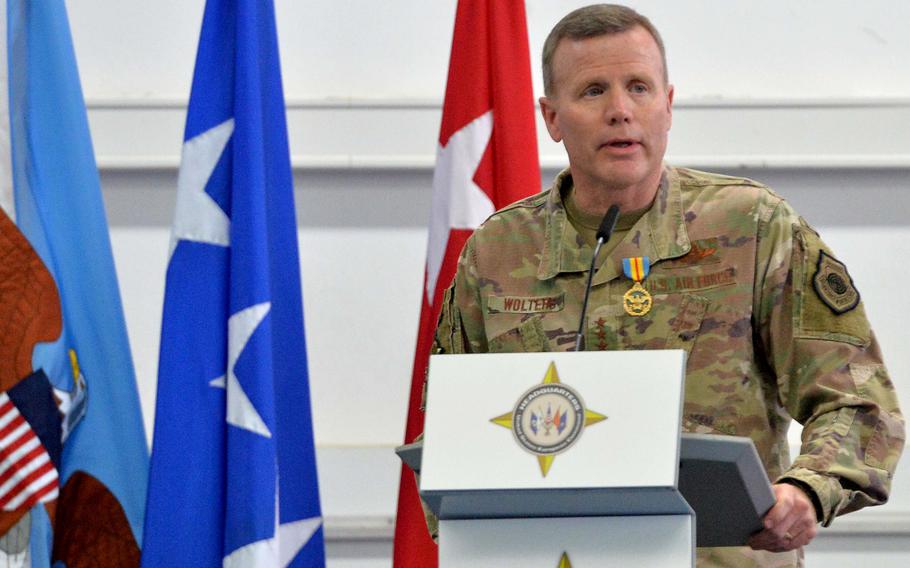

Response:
(666, 84), (674, 130)
(539, 96), (562, 143)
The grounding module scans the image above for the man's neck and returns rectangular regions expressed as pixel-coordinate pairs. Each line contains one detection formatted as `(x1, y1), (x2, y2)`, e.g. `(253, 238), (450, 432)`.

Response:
(570, 171), (662, 217)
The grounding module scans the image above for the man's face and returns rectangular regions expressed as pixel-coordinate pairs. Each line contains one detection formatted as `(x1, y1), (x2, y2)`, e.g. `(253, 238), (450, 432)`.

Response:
(540, 26), (673, 196)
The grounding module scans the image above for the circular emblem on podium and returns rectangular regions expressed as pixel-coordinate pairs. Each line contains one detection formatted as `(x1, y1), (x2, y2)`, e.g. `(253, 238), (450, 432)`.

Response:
(511, 383), (586, 456)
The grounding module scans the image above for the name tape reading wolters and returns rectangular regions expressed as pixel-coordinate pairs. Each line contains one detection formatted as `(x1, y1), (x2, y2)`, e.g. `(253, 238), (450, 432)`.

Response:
(487, 294), (565, 314)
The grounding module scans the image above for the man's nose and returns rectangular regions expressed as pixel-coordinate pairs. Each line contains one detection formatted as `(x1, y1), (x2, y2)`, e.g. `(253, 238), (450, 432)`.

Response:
(605, 91), (632, 125)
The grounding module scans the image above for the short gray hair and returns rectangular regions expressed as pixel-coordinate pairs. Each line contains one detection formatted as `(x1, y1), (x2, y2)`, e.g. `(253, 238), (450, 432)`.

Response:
(542, 4), (668, 96)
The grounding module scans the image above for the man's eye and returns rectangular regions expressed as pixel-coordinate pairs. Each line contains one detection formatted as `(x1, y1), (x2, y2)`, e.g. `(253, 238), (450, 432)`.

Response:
(630, 83), (648, 94)
(583, 86), (604, 97)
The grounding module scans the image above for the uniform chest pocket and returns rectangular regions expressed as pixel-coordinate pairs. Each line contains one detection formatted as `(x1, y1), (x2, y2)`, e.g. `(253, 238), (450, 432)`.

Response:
(488, 316), (550, 353)
(616, 294), (709, 353)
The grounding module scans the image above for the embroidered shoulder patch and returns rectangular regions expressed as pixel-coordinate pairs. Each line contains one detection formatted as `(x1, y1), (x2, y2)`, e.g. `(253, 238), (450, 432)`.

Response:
(812, 251), (859, 314)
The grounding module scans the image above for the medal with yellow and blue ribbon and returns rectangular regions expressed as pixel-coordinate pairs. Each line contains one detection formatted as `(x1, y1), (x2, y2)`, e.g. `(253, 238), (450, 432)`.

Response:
(622, 256), (652, 316)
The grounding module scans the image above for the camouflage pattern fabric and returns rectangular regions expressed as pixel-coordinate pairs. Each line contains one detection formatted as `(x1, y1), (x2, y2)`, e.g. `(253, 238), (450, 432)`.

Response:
(430, 166), (905, 568)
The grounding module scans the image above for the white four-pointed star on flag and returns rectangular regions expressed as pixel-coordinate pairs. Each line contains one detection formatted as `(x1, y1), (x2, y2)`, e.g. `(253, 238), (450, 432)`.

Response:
(209, 301), (273, 438)
(169, 118), (235, 260)
(222, 482), (322, 568)
(425, 110), (495, 301)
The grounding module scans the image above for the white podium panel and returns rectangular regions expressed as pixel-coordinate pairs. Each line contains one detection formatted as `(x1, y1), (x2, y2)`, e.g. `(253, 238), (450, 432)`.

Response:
(422, 350), (686, 492)
(421, 349), (694, 566)
(439, 515), (694, 568)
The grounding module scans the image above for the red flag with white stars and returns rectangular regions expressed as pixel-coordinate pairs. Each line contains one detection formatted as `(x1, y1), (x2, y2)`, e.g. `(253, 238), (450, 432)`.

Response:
(393, 1), (540, 565)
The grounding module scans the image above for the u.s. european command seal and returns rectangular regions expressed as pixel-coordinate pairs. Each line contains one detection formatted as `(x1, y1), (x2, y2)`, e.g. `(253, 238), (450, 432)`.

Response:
(491, 362), (607, 477)
(513, 382), (584, 456)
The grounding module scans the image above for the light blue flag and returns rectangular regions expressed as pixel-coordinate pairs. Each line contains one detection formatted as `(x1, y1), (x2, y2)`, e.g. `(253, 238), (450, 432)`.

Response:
(2, 0), (148, 564)
(143, 0), (325, 566)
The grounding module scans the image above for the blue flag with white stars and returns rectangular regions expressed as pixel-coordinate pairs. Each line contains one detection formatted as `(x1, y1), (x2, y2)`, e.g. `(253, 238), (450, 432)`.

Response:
(142, 1), (325, 566)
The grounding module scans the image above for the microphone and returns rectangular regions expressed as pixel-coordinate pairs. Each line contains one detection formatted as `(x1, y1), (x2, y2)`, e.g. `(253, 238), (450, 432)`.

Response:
(574, 204), (620, 351)
(595, 204), (621, 243)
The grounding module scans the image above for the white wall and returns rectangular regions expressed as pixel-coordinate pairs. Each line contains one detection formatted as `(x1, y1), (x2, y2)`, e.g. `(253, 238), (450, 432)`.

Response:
(69, 1), (910, 565)
(70, 0), (910, 101)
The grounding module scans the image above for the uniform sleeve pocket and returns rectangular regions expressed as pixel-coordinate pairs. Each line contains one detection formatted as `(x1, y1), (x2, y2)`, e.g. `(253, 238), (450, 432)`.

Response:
(794, 225), (871, 347)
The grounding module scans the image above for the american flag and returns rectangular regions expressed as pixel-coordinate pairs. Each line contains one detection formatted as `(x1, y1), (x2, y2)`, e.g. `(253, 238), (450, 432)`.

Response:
(0, 392), (59, 510)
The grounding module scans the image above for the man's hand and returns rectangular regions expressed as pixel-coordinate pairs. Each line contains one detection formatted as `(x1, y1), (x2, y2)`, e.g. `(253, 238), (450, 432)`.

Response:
(748, 483), (818, 552)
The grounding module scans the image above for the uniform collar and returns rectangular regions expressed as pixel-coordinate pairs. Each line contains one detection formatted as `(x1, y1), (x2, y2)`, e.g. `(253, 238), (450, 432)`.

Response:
(537, 166), (691, 283)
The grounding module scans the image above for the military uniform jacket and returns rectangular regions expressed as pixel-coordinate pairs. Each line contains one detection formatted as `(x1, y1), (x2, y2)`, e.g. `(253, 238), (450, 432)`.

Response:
(432, 166), (904, 567)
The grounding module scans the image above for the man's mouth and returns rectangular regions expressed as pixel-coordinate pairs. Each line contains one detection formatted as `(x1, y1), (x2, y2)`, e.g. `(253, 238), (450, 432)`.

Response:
(604, 139), (639, 149)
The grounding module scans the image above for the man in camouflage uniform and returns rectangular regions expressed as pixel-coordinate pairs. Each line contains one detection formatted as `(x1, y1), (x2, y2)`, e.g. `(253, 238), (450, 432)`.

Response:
(429, 4), (904, 567)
